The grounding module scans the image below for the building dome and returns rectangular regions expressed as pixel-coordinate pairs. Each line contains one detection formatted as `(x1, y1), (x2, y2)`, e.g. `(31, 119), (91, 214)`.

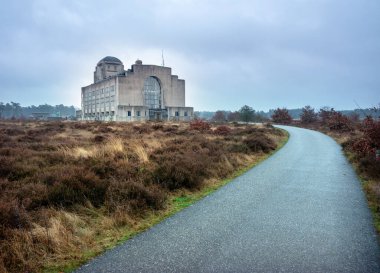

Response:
(135, 59), (143, 65)
(97, 56), (123, 65)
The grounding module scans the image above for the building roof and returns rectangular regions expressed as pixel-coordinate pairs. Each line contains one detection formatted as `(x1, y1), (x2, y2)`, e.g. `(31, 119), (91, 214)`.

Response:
(97, 56), (123, 65)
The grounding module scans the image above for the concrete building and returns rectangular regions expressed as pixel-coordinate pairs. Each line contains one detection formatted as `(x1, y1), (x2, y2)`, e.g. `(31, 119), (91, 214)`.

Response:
(81, 56), (193, 121)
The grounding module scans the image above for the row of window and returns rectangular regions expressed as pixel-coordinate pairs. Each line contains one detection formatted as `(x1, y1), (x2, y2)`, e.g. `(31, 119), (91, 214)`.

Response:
(124, 111), (188, 117)
(83, 96), (115, 105)
(84, 111), (115, 117)
(84, 86), (115, 98)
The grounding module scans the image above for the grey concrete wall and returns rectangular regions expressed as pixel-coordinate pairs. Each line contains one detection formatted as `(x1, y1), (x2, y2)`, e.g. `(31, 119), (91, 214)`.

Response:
(94, 63), (124, 82)
(81, 59), (191, 122)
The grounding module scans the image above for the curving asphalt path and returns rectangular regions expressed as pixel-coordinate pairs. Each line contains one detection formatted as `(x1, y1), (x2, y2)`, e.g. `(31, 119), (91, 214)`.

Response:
(76, 126), (380, 273)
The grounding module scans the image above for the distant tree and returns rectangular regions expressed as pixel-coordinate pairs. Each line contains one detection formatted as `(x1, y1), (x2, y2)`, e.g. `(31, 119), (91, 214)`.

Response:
(212, 110), (226, 122)
(10, 101), (21, 118)
(271, 108), (292, 124)
(227, 111), (240, 122)
(0, 102), (4, 119)
(370, 103), (380, 119)
(348, 112), (360, 123)
(327, 111), (352, 131)
(239, 105), (255, 123)
(319, 107), (335, 125)
(300, 105), (318, 124)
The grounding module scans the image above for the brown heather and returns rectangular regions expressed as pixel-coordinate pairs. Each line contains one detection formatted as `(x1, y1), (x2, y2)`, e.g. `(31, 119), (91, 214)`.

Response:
(0, 120), (285, 273)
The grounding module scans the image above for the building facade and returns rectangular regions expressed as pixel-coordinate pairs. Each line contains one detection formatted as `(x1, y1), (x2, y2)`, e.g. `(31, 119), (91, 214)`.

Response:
(81, 56), (193, 122)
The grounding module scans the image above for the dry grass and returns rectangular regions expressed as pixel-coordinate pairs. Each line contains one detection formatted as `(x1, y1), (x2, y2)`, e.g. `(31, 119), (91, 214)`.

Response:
(0, 120), (286, 273)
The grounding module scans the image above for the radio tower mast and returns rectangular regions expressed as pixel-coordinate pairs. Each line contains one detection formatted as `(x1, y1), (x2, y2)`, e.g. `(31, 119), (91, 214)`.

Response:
(162, 49), (165, 67)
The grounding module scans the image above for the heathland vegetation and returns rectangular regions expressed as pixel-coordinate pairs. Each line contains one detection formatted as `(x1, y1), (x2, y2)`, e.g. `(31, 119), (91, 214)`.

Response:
(0, 120), (287, 273)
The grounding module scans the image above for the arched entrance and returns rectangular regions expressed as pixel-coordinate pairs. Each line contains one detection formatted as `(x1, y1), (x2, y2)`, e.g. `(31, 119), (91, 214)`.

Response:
(143, 77), (167, 120)
(144, 76), (161, 109)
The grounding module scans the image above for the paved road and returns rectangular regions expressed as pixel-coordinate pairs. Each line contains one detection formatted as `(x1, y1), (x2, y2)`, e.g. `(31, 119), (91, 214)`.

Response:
(76, 126), (380, 273)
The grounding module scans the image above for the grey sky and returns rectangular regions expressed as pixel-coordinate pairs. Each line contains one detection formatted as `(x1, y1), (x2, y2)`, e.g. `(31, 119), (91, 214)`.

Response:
(0, 0), (379, 111)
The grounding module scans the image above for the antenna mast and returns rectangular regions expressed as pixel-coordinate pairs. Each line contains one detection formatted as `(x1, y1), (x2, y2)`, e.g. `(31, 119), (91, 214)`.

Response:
(161, 49), (165, 67)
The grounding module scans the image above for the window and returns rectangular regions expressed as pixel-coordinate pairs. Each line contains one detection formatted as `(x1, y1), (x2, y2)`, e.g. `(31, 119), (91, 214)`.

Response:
(184, 111), (188, 117)
(137, 111), (140, 117)
(144, 77), (161, 109)
(175, 111), (179, 117)
(127, 111), (131, 117)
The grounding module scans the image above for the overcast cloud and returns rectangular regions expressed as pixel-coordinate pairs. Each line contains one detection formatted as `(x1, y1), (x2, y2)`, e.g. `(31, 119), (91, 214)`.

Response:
(0, 0), (379, 111)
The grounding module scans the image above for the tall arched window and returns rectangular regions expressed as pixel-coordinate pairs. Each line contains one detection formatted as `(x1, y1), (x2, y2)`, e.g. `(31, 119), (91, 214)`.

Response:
(144, 77), (161, 109)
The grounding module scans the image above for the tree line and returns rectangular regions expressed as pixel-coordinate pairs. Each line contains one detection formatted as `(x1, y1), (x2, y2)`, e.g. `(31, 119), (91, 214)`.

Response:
(0, 102), (77, 119)
(204, 105), (379, 124)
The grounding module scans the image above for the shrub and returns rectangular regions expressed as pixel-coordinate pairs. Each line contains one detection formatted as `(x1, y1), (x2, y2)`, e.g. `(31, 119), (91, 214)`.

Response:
(243, 133), (276, 153)
(152, 154), (205, 190)
(214, 125), (232, 135)
(0, 156), (39, 181)
(42, 166), (108, 207)
(163, 125), (178, 133)
(94, 135), (106, 143)
(152, 124), (164, 130)
(133, 124), (152, 134)
(228, 143), (250, 153)
(362, 117), (380, 149)
(358, 156), (380, 179)
(0, 200), (31, 229)
(300, 105), (318, 124)
(319, 107), (335, 125)
(271, 108), (292, 124)
(105, 179), (166, 213)
(189, 119), (211, 132)
(327, 112), (352, 131)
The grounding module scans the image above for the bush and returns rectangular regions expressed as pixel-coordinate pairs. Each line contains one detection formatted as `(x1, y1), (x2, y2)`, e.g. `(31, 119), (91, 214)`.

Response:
(327, 112), (352, 131)
(189, 119), (211, 132)
(152, 152), (206, 190)
(300, 106), (318, 124)
(243, 133), (276, 153)
(214, 125), (232, 135)
(94, 135), (106, 143)
(228, 143), (250, 153)
(358, 156), (380, 179)
(0, 200), (31, 229)
(0, 156), (39, 181)
(42, 166), (108, 207)
(271, 108), (292, 124)
(362, 117), (380, 149)
(105, 179), (166, 213)
(152, 124), (164, 130)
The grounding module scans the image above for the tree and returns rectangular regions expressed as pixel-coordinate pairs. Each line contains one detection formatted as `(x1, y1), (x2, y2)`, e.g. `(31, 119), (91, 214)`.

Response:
(348, 112), (360, 123)
(300, 105), (317, 124)
(327, 112), (352, 131)
(239, 105), (255, 123)
(271, 108), (292, 124)
(10, 101), (21, 118)
(319, 107), (335, 125)
(212, 110), (226, 122)
(227, 111), (240, 122)
(0, 102), (4, 119)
